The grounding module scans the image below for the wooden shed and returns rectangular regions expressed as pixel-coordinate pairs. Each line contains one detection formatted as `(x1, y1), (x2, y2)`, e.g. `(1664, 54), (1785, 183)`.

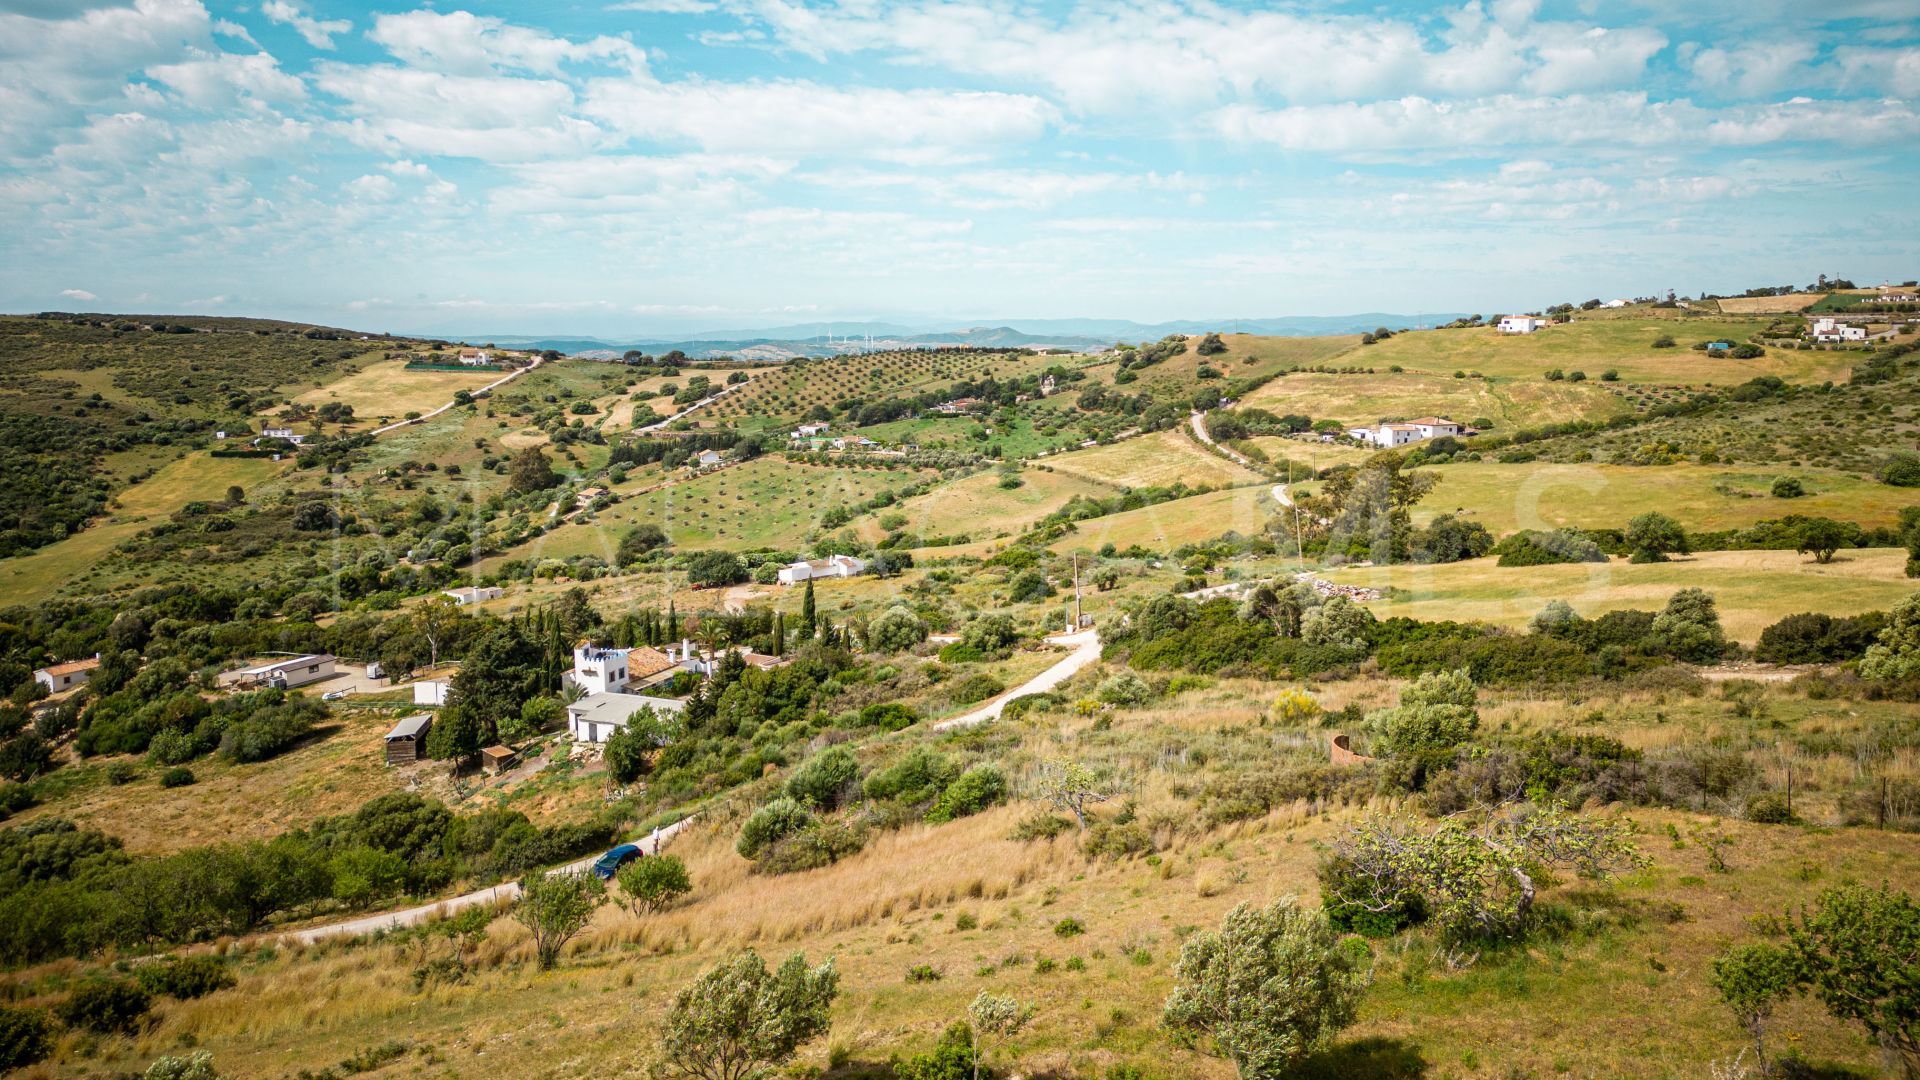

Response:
(384, 713), (433, 765)
(479, 744), (518, 776)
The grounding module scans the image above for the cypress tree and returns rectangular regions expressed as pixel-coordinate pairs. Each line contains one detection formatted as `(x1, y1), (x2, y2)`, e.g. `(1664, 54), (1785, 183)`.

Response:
(801, 579), (817, 637)
(773, 612), (786, 657)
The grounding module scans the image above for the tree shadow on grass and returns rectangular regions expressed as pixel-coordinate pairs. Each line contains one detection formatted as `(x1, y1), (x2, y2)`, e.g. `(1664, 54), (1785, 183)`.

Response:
(1284, 1036), (1428, 1079)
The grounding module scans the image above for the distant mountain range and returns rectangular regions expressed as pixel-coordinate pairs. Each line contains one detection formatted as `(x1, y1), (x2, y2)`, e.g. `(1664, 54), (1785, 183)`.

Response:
(472, 313), (1469, 360)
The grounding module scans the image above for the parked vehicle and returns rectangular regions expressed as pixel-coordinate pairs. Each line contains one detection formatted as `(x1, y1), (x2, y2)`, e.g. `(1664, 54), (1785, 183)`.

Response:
(591, 843), (641, 880)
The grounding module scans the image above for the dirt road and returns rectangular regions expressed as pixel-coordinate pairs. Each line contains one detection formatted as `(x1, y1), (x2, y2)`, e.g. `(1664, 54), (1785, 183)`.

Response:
(274, 813), (697, 946)
(932, 629), (1101, 731)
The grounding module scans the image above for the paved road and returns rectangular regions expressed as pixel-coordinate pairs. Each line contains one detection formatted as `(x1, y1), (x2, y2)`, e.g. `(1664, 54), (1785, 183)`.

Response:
(932, 629), (1102, 731)
(368, 356), (545, 438)
(274, 814), (698, 946)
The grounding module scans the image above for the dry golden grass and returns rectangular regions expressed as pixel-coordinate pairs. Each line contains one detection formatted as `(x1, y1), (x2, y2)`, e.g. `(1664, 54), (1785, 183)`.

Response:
(1713, 293), (1823, 314)
(1045, 430), (1264, 490)
(12, 708), (414, 856)
(1325, 546), (1919, 643)
(292, 359), (504, 422)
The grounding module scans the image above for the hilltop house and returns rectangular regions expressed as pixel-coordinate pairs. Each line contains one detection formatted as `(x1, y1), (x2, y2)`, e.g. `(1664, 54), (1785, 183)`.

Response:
(1347, 416), (1463, 449)
(1497, 316), (1547, 334)
(33, 656), (99, 694)
(443, 585), (503, 606)
(793, 422), (830, 438)
(1811, 317), (1867, 343)
(457, 348), (491, 366)
(258, 427), (305, 446)
(777, 554), (867, 585)
(566, 692), (686, 744)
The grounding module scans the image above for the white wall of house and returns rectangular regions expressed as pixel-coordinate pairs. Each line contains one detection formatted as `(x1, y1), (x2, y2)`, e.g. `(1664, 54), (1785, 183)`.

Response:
(413, 680), (450, 706)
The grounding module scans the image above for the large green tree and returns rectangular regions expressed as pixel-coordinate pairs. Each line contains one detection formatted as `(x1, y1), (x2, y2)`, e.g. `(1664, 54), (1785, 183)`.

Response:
(654, 950), (839, 1080)
(1162, 898), (1369, 1080)
(507, 448), (560, 494)
(1862, 594), (1920, 680)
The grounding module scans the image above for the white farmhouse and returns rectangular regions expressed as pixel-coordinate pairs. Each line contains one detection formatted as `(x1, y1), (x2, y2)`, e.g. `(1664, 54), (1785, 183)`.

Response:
(793, 423), (830, 438)
(457, 348), (491, 366)
(1810, 316), (1867, 343)
(567, 642), (631, 696)
(259, 427), (305, 445)
(33, 656), (100, 694)
(566, 692), (686, 744)
(777, 554), (867, 585)
(1497, 316), (1548, 334)
(1347, 416), (1464, 449)
(442, 585), (503, 606)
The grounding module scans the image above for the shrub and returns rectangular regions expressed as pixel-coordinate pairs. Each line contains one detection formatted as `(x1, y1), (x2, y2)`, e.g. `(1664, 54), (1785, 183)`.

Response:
(1745, 792), (1796, 824)
(864, 748), (959, 805)
(1095, 673), (1152, 708)
(0, 1006), (52, 1070)
(1493, 529), (1606, 567)
(1082, 820), (1154, 859)
(1319, 852), (1426, 937)
(1010, 812), (1074, 841)
(1771, 477), (1806, 499)
(57, 978), (152, 1034)
(160, 766), (196, 788)
(1054, 917), (1086, 938)
(867, 606), (930, 654)
(736, 798), (815, 859)
(948, 673), (1005, 706)
(135, 955), (235, 999)
(617, 854), (692, 914)
(857, 702), (920, 731)
(936, 642), (983, 664)
(926, 765), (1007, 823)
(785, 747), (860, 811)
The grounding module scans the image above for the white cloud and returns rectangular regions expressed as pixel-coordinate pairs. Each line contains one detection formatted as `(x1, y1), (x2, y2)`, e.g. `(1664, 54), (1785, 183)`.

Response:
(59, 288), (98, 301)
(1212, 93), (1920, 156)
(261, 0), (350, 50)
(312, 63), (608, 161)
(368, 10), (646, 75)
(1689, 41), (1818, 96)
(146, 50), (306, 109)
(608, 0), (716, 11)
(582, 79), (1055, 155)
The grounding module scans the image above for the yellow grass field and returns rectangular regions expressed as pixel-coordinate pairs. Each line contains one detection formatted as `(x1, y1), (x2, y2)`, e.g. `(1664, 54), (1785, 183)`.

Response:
(1713, 293), (1823, 314)
(1411, 461), (1920, 533)
(1049, 484), (1278, 553)
(0, 452), (287, 605)
(13, 709), (412, 856)
(1240, 435), (1376, 470)
(1364, 318), (1856, 384)
(1242, 369), (1628, 430)
(1324, 546), (1917, 642)
(292, 359), (506, 423)
(852, 467), (1113, 542)
(1044, 429), (1265, 489)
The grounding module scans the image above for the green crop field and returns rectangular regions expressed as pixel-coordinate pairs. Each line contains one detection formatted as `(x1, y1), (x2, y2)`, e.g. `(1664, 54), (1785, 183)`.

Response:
(1325, 546), (1915, 642)
(1365, 317), (1857, 384)
(1408, 460), (1920, 533)
(1044, 429), (1265, 489)
(1241, 368), (1630, 430)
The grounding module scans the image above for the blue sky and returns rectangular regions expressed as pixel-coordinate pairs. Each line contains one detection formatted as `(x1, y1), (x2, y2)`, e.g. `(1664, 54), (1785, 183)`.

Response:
(1, 0), (1916, 337)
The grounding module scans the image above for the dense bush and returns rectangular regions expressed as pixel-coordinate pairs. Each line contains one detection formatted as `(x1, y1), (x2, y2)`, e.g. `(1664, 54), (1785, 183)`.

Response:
(56, 978), (152, 1034)
(736, 798), (814, 859)
(1755, 611), (1888, 665)
(926, 765), (1007, 823)
(1493, 529), (1607, 566)
(785, 747), (860, 811)
(0, 1005), (53, 1070)
(135, 955), (236, 999)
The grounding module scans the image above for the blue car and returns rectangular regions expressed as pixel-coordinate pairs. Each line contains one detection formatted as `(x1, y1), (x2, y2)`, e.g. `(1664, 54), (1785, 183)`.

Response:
(591, 843), (641, 880)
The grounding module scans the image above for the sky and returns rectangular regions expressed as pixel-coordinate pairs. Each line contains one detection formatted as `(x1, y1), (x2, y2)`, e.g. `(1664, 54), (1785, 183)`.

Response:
(1, 0), (1917, 338)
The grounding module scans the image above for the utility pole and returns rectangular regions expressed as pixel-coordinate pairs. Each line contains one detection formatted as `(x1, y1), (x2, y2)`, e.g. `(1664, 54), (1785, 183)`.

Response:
(1072, 552), (1082, 631)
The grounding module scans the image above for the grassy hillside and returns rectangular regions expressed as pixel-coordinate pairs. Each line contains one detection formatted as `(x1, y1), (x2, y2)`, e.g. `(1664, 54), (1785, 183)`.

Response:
(1364, 317), (1856, 384)
(1325, 546), (1915, 642)
(1241, 368), (1629, 430)
(1044, 430), (1266, 489)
